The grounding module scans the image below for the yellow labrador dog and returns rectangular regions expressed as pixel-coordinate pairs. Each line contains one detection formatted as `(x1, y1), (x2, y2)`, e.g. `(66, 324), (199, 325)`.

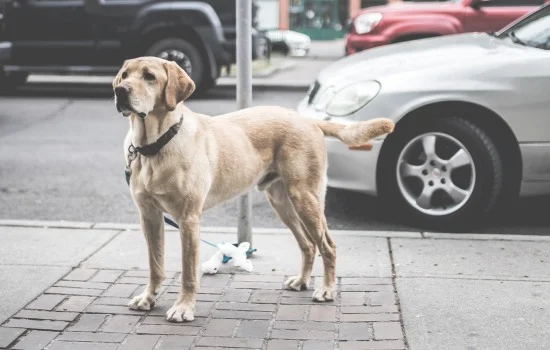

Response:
(113, 56), (394, 323)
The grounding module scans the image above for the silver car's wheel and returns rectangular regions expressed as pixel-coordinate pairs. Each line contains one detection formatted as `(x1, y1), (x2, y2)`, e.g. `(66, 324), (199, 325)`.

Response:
(396, 133), (475, 216)
(378, 116), (503, 230)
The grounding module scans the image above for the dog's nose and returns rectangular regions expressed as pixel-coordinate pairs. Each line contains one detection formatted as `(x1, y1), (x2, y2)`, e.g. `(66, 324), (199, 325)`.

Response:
(115, 85), (130, 97)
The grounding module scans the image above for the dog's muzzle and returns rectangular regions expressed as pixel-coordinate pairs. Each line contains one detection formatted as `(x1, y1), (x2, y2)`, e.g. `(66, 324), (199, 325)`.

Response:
(114, 85), (147, 119)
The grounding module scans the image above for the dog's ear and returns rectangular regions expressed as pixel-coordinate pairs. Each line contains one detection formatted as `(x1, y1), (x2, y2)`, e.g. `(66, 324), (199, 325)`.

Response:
(163, 61), (195, 111)
(112, 60), (129, 88)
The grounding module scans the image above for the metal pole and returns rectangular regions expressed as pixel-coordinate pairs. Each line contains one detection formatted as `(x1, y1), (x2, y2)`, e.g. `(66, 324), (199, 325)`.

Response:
(236, 0), (253, 247)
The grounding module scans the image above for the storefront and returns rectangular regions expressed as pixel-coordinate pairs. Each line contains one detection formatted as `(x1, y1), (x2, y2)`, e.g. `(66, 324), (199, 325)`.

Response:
(254, 0), (390, 40)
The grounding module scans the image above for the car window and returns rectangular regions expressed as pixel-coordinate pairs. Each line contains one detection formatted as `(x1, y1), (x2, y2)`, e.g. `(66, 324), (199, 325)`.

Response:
(483, 0), (544, 6)
(498, 4), (550, 49)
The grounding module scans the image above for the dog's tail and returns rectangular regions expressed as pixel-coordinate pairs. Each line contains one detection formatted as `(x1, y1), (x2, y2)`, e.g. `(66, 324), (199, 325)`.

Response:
(316, 118), (395, 149)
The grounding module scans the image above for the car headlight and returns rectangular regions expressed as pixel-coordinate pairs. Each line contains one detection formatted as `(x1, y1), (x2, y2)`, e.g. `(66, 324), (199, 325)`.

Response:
(326, 81), (381, 117)
(354, 13), (383, 35)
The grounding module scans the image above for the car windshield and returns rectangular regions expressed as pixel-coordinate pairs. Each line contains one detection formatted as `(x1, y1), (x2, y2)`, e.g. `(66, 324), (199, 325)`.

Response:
(497, 4), (550, 50)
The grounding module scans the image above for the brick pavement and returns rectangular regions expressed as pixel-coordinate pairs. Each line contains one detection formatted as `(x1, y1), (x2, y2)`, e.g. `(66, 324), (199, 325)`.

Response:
(0, 269), (406, 350)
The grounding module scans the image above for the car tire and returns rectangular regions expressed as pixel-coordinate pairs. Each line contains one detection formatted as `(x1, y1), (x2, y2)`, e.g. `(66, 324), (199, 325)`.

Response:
(145, 38), (206, 96)
(378, 116), (503, 231)
(0, 71), (29, 93)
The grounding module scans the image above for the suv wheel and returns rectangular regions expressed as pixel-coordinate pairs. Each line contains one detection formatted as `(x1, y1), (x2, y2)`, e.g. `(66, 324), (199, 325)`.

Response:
(145, 38), (206, 94)
(378, 116), (503, 231)
(0, 71), (29, 93)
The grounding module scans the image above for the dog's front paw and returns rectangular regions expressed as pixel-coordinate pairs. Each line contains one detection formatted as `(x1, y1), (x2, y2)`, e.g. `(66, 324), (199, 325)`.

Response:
(166, 300), (195, 322)
(312, 285), (334, 302)
(128, 292), (156, 311)
(284, 276), (309, 291)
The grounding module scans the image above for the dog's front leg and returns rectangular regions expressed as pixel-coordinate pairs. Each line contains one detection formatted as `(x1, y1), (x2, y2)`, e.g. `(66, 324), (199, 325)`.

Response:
(166, 214), (200, 322)
(128, 207), (165, 311)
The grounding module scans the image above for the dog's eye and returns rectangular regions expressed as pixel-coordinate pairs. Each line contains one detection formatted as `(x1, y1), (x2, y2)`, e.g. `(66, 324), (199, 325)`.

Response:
(143, 72), (155, 81)
(121, 71), (127, 79)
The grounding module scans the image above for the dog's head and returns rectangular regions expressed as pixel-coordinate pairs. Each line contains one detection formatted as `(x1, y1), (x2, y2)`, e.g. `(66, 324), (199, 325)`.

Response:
(112, 56), (195, 119)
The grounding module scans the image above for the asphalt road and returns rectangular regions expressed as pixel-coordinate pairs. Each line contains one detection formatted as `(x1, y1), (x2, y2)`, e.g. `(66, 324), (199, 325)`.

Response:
(1, 83), (550, 235)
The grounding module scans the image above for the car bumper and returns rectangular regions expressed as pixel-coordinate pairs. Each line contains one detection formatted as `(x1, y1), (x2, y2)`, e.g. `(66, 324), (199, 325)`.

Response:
(345, 33), (388, 55)
(0, 42), (12, 63)
(296, 97), (382, 196)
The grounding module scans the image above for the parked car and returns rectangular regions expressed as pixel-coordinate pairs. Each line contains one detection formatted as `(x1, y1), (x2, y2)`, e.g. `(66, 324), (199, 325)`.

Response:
(298, 3), (550, 230)
(345, 0), (550, 56)
(262, 29), (311, 57)
(0, 0), (267, 94)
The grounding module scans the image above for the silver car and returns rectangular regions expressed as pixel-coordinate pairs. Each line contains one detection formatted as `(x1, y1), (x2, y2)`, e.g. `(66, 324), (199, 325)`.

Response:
(297, 3), (550, 229)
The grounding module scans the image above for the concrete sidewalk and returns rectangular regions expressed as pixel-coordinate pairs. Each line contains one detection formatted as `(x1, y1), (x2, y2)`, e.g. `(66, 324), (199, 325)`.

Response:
(0, 220), (549, 349)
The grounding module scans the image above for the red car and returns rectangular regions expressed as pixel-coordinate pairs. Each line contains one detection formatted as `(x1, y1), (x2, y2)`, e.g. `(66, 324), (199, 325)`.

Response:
(346, 0), (549, 55)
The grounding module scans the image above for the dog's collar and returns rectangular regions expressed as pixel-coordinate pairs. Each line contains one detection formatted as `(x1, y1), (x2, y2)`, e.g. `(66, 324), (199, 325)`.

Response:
(131, 115), (184, 157)
(125, 115), (183, 183)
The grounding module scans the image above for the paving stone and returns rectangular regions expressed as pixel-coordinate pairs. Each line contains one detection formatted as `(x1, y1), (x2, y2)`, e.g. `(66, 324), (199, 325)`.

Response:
(102, 284), (140, 298)
(280, 297), (323, 305)
(123, 270), (150, 278)
(342, 285), (394, 292)
(85, 304), (146, 315)
(275, 305), (306, 321)
(342, 278), (393, 285)
(270, 329), (334, 340)
(56, 331), (126, 343)
(90, 270), (124, 283)
(140, 315), (206, 327)
(308, 305), (337, 322)
(14, 310), (78, 322)
(12, 330), (59, 350)
(45, 287), (103, 297)
(368, 292), (396, 306)
(266, 339), (298, 350)
(196, 336), (263, 348)
(26, 294), (66, 311)
(196, 294), (221, 302)
(0, 327), (25, 348)
(341, 313), (400, 322)
(222, 289), (251, 302)
(102, 315), (141, 333)
(93, 297), (129, 306)
(338, 340), (406, 349)
(236, 320), (270, 338)
(156, 335), (194, 349)
(340, 322), (373, 341)
(3, 319), (68, 331)
(302, 340), (334, 350)
(250, 290), (280, 304)
(136, 325), (201, 335)
(69, 314), (108, 332)
(55, 281), (111, 290)
(63, 269), (97, 281)
(56, 296), (95, 312)
(230, 281), (282, 289)
(117, 276), (150, 285)
(47, 341), (119, 350)
(217, 302), (276, 312)
(203, 318), (239, 337)
(373, 322), (404, 340)
(341, 292), (366, 306)
(341, 306), (399, 314)
(233, 275), (285, 282)
(199, 287), (225, 294)
(213, 310), (272, 320)
(273, 321), (334, 331)
(120, 334), (161, 349)
(281, 289), (312, 297)
(201, 274), (231, 287)
(194, 302), (214, 318)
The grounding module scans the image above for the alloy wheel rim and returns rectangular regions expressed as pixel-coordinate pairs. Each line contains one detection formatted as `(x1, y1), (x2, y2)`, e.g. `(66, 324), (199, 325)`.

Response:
(396, 132), (476, 216)
(158, 50), (193, 76)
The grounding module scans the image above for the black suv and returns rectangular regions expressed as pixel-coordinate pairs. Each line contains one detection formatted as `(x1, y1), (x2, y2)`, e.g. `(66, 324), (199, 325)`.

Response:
(0, 0), (267, 93)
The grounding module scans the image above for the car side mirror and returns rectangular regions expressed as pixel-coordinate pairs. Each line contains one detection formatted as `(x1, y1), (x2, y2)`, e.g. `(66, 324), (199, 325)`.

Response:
(470, 0), (493, 10)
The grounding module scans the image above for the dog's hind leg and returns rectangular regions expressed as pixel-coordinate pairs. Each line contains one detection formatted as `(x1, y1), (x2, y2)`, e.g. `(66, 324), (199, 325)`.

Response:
(265, 180), (316, 291)
(286, 184), (336, 302)
(128, 207), (165, 311)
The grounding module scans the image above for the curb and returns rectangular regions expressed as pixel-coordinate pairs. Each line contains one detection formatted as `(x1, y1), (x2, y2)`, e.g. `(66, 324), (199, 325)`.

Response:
(27, 74), (312, 90)
(2, 219), (550, 242)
